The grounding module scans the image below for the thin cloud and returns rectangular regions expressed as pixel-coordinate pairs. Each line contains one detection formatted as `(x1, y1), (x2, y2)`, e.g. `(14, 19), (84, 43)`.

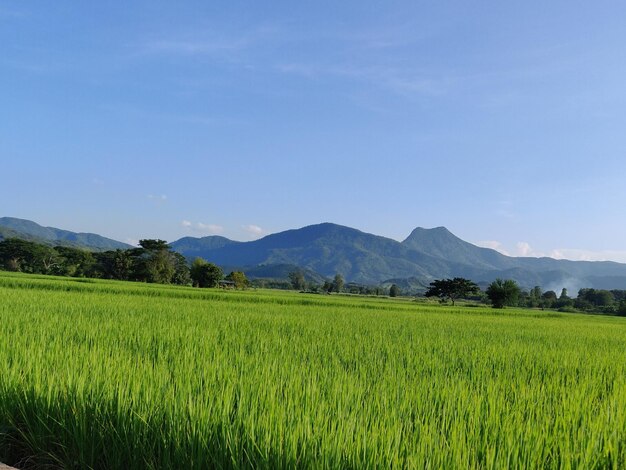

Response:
(181, 220), (224, 235)
(549, 248), (626, 263)
(476, 239), (626, 263)
(242, 224), (266, 238)
(136, 25), (278, 59)
(475, 240), (510, 256)
(147, 194), (167, 201)
(142, 38), (248, 56)
(277, 62), (448, 98)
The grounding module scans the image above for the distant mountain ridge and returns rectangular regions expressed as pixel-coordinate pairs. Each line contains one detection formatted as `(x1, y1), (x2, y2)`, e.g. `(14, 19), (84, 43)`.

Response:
(170, 222), (626, 290)
(3, 216), (626, 291)
(0, 217), (132, 251)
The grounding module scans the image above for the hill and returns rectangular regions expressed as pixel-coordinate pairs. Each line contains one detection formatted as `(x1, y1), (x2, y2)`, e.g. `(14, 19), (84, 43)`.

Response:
(0, 217), (132, 251)
(171, 223), (626, 290)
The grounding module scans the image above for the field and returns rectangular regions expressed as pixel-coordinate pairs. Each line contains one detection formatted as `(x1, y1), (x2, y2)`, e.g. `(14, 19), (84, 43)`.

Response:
(1, 272), (626, 469)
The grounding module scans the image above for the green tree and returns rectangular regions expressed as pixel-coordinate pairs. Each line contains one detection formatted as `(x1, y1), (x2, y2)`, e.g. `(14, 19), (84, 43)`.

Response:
(332, 273), (344, 293)
(226, 271), (248, 289)
(528, 285), (542, 308)
(288, 270), (306, 291)
(190, 258), (223, 288)
(541, 290), (558, 309)
(171, 252), (192, 286)
(486, 279), (520, 309)
(424, 277), (479, 306)
(389, 284), (400, 297)
(0, 238), (58, 274)
(53, 246), (95, 277)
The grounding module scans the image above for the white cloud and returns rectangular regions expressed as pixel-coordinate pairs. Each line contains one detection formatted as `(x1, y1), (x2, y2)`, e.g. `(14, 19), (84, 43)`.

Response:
(477, 239), (626, 263)
(181, 220), (223, 235)
(475, 240), (510, 256)
(549, 248), (626, 263)
(515, 241), (544, 257)
(147, 194), (167, 202)
(242, 224), (266, 238)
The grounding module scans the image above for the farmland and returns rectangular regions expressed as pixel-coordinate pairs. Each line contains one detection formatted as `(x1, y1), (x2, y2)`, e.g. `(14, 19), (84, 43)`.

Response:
(1, 271), (626, 468)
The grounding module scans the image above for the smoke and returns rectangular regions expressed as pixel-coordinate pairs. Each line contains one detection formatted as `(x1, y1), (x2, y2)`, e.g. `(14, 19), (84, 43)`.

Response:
(544, 278), (585, 296)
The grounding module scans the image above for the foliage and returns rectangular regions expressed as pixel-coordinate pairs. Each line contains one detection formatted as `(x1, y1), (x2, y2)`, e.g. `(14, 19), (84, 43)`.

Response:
(225, 271), (248, 289)
(288, 270), (306, 291)
(389, 284), (400, 297)
(332, 273), (344, 293)
(190, 258), (223, 288)
(2, 272), (626, 468)
(486, 278), (520, 308)
(424, 277), (479, 305)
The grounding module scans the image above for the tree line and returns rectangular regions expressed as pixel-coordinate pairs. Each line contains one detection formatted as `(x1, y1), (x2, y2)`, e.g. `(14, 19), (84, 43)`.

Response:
(2, 237), (625, 314)
(0, 238), (248, 289)
(424, 277), (626, 315)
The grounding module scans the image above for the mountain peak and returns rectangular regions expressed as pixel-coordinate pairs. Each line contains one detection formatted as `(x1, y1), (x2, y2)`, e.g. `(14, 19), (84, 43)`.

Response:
(403, 226), (456, 243)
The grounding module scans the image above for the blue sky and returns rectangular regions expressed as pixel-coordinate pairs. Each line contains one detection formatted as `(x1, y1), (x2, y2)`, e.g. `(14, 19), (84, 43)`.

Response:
(2, 1), (626, 261)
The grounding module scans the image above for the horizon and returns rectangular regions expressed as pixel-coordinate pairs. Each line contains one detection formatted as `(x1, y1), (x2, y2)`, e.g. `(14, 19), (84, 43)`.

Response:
(3, 214), (626, 265)
(3, 2), (626, 262)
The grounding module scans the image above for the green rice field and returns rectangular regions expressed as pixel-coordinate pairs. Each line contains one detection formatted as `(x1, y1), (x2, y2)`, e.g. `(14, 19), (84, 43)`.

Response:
(1, 271), (626, 468)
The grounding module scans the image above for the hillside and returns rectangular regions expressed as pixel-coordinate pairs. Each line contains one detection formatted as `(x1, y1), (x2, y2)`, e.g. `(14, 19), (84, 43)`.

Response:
(0, 217), (131, 251)
(4, 217), (626, 290)
(171, 223), (626, 290)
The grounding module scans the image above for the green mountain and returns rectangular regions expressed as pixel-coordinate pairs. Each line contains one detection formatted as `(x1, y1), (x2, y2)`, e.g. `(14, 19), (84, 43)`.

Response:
(0, 217), (132, 251)
(171, 223), (626, 290)
(172, 223), (457, 284)
(4, 217), (626, 291)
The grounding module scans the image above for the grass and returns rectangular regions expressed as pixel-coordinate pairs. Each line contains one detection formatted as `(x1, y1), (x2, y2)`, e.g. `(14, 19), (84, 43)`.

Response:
(1, 271), (625, 468)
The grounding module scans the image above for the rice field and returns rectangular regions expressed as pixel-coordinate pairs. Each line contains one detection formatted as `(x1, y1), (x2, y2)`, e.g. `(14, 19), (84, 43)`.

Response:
(1, 271), (626, 469)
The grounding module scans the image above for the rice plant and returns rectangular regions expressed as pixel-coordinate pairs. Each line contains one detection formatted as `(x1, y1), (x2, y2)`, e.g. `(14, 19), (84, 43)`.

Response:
(1, 271), (625, 468)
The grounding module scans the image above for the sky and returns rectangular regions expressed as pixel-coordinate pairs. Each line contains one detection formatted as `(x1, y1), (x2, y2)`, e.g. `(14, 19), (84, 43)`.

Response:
(2, 1), (626, 261)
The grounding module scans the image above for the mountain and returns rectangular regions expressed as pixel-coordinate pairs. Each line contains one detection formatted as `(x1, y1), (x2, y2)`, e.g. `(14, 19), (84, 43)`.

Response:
(4, 217), (626, 291)
(171, 223), (626, 291)
(172, 223), (461, 284)
(0, 217), (131, 251)
(169, 235), (238, 259)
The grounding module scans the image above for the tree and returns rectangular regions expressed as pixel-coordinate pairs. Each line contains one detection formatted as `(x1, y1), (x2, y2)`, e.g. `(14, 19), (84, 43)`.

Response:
(541, 290), (557, 309)
(332, 273), (344, 293)
(559, 288), (569, 300)
(389, 284), (400, 297)
(288, 270), (306, 291)
(138, 239), (170, 251)
(528, 285), (543, 308)
(486, 279), (520, 309)
(48, 246), (94, 277)
(171, 252), (192, 286)
(424, 277), (479, 306)
(190, 258), (223, 288)
(226, 271), (248, 289)
(0, 238), (58, 274)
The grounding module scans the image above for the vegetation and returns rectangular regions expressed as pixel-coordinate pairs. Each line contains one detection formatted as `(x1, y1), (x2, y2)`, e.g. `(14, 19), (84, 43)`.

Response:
(486, 278), (521, 308)
(388, 283), (400, 297)
(1, 271), (626, 468)
(424, 277), (479, 305)
(225, 271), (249, 289)
(189, 257), (223, 288)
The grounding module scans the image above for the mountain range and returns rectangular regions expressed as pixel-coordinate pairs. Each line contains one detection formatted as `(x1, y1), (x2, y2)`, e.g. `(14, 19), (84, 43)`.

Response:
(3, 216), (626, 291)
(170, 223), (626, 291)
(0, 217), (131, 251)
